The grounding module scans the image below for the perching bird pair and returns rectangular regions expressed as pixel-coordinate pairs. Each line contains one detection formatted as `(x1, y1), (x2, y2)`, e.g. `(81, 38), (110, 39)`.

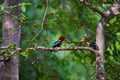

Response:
(52, 36), (99, 50)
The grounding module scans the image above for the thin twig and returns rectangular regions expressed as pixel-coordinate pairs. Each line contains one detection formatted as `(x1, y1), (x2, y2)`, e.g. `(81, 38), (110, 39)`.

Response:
(28, 0), (48, 45)
(22, 19), (46, 24)
(81, 0), (107, 18)
(41, 0), (48, 29)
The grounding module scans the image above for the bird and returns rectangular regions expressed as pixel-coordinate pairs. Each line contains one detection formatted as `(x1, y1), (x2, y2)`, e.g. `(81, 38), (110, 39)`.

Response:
(52, 36), (70, 48)
(79, 38), (99, 50)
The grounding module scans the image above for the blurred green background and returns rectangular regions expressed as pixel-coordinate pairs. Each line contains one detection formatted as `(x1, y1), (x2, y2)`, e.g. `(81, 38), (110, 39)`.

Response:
(1, 0), (120, 80)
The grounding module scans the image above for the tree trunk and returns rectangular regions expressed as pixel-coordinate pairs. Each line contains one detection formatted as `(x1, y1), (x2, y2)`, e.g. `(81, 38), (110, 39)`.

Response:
(96, 0), (120, 80)
(0, 0), (23, 80)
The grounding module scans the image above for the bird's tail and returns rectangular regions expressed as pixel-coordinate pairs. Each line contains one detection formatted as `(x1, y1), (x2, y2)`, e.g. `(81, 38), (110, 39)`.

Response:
(95, 46), (99, 50)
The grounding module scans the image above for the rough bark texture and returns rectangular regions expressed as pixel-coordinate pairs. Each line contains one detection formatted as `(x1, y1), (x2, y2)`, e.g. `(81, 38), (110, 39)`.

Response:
(96, 1), (120, 80)
(0, 0), (23, 80)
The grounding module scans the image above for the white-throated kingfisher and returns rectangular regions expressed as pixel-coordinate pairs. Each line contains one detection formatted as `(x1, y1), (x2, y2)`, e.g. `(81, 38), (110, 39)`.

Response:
(79, 38), (99, 50)
(52, 36), (70, 48)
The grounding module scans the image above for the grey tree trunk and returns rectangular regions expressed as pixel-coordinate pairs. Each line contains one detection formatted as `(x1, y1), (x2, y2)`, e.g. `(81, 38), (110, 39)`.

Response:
(96, 0), (120, 80)
(0, 0), (23, 80)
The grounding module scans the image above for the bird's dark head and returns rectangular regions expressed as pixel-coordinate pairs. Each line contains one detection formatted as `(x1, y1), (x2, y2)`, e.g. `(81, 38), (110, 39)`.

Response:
(79, 37), (90, 43)
(58, 36), (70, 43)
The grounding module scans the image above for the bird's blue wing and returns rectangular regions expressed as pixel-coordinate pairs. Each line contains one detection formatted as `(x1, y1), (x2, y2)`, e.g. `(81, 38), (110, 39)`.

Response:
(90, 42), (97, 46)
(52, 41), (60, 47)
(90, 42), (99, 50)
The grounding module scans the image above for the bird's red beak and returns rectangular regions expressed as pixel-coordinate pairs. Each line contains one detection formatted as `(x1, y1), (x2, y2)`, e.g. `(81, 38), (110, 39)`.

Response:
(64, 39), (70, 43)
(79, 39), (85, 42)
(79, 38), (90, 42)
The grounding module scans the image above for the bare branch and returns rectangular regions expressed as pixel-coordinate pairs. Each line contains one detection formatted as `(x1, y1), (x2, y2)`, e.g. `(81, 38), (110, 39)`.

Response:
(28, 46), (97, 52)
(81, 0), (107, 18)
(41, 0), (48, 29)
(0, 45), (100, 66)
(0, 45), (102, 79)
(0, 45), (99, 57)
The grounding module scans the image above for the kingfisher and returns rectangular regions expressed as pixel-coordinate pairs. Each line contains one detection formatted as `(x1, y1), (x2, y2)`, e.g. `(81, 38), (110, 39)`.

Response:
(52, 36), (70, 48)
(79, 38), (99, 50)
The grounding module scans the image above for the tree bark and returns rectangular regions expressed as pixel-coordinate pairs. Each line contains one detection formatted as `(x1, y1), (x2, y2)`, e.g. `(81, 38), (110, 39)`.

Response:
(96, 0), (120, 80)
(0, 0), (23, 80)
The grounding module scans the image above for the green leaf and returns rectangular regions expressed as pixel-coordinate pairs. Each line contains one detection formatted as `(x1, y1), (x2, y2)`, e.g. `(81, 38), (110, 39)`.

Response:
(109, 17), (117, 24)
(21, 5), (26, 12)
(0, 6), (4, 11)
(0, 0), (4, 4)
(21, 51), (28, 57)
(116, 32), (120, 36)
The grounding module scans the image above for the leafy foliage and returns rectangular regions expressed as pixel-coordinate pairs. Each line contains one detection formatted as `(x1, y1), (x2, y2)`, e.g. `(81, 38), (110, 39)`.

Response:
(19, 0), (120, 80)
(0, 0), (120, 80)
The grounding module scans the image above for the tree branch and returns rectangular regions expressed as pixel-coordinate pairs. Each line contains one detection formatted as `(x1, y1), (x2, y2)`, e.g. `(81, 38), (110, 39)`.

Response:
(0, 46), (100, 64)
(28, 46), (97, 52)
(0, 45), (103, 79)
(95, 1), (120, 80)
(0, 46), (100, 61)
(81, 0), (107, 18)
(0, 46), (98, 56)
